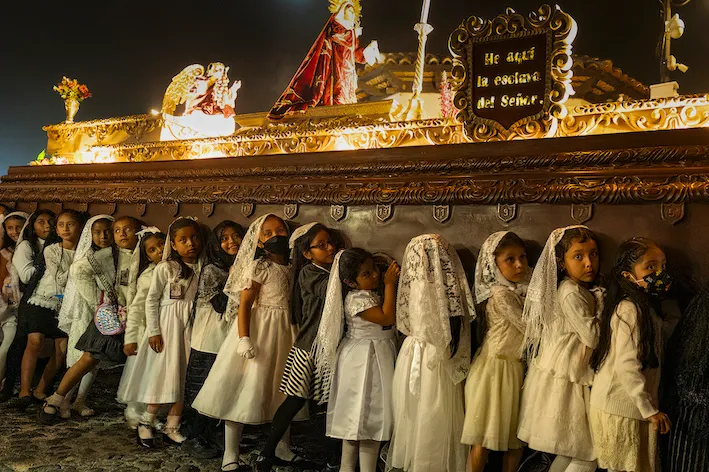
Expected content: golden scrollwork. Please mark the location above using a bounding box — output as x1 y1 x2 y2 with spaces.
449 4 577 141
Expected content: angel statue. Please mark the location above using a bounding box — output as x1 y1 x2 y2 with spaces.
268 0 381 121
161 62 242 118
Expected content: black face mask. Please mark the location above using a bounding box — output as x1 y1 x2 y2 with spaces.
263 235 290 258
642 270 672 297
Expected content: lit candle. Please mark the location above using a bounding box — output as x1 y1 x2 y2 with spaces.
420 0 431 24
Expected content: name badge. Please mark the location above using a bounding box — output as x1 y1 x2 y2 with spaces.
169 282 184 300
119 269 130 286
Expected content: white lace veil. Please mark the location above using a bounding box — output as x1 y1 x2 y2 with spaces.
58 214 114 332
310 249 345 404
0 211 29 250
522 225 587 359
14 212 35 251
289 222 318 260
475 231 530 304
128 226 161 302
397 234 474 385
223 214 284 322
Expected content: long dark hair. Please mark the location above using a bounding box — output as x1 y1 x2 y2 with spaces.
291 224 334 325
555 227 600 281
55 209 88 239
476 232 527 346
167 218 203 280
2 214 26 250
338 247 373 298
22 210 58 258
138 232 167 277
590 237 661 372
207 220 245 271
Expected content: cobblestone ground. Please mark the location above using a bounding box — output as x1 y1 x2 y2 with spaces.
0 369 327 472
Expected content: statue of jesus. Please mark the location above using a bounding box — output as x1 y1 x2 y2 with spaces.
268 0 380 121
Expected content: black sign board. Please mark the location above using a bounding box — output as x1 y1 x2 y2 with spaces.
450 5 576 139
471 33 549 130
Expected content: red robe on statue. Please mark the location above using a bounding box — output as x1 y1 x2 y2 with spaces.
268 14 366 121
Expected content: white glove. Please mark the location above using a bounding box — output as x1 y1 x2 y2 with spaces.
237 336 255 359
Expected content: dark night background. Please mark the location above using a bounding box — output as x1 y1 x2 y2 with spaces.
1 0 707 173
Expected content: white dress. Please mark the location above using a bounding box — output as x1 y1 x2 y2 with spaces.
193 260 308 425
190 265 231 355
389 329 467 472
326 290 397 441
462 287 526 451
116 265 155 404
119 261 198 404
517 278 599 461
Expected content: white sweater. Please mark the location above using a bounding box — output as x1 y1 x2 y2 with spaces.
590 299 680 420
12 238 45 285
27 243 75 311
124 264 155 345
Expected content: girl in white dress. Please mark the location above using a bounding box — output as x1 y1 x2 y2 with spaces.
462 231 530 472
15 210 84 408
193 214 305 472
117 228 165 428
518 226 603 472
121 217 204 447
589 238 677 472
0 212 28 390
311 248 400 472
387 234 474 472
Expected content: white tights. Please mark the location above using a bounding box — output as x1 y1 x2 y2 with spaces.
223 421 244 470
340 440 381 472
549 455 598 472
0 320 17 384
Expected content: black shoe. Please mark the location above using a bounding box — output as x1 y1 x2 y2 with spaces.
252 455 274 472
37 401 63 425
184 437 220 460
0 388 12 403
136 424 157 449
6 395 33 411
271 455 319 469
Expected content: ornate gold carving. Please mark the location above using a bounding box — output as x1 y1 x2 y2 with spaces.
450 5 576 140
661 203 685 225
571 203 593 224
241 203 254 218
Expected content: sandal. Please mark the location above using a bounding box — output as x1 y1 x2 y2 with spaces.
6 395 33 411
71 402 95 417
38 401 64 425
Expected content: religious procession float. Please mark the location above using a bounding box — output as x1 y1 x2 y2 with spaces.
1 0 708 278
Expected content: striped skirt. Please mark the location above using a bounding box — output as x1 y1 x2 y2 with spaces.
279 346 315 400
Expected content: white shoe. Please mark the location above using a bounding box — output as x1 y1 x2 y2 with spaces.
124 406 141 430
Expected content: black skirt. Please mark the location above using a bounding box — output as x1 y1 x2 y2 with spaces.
20 303 67 339
74 322 126 364
184 349 217 407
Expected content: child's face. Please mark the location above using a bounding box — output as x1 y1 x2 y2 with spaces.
259 216 288 244
144 235 165 264
5 217 24 243
113 218 139 250
627 244 667 289
91 220 113 249
171 226 201 263
561 238 599 287
305 230 336 266
495 245 528 283
220 226 242 256
33 214 52 240
354 258 380 290
57 214 81 244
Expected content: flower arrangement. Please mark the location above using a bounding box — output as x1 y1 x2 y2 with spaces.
53 76 91 102
31 149 68 166
439 70 456 119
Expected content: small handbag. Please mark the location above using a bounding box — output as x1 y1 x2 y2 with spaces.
94 292 127 336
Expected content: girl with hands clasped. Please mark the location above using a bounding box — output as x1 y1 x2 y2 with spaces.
193 214 304 472
312 248 400 472
121 218 204 448
589 238 678 472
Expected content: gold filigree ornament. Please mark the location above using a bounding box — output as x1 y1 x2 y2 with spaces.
329 0 361 18
449 5 577 141
161 64 205 115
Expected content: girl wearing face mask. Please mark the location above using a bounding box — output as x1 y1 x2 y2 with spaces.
518 226 603 472
589 237 678 472
193 214 305 472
